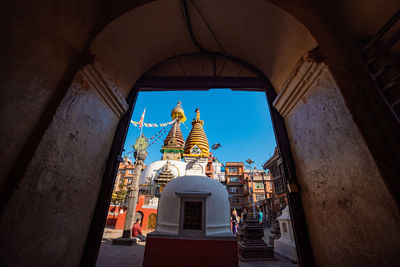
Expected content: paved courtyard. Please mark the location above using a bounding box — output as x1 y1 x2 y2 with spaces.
96 227 298 267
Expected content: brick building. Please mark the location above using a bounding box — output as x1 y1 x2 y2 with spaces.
225 162 247 214
113 157 147 196
244 170 273 216
263 147 288 217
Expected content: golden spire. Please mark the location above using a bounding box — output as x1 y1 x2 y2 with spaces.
171 101 186 123
184 108 209 157
161 102 186 160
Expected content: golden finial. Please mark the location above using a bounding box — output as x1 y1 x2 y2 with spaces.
171 101 186 122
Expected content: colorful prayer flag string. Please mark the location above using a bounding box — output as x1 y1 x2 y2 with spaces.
130 119 177 128
146 124 171 148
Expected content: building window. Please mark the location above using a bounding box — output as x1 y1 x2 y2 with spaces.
229 176 239 182
228 167 238 173
183 201 202 230
230 197 240 204
128 170 134 174
274 178 285 194
228 186 241 194
282 222 287 233
254 182 264 189
256 194 265 201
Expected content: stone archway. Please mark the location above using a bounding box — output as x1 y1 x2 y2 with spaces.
1 1 400 267
81 3 320 263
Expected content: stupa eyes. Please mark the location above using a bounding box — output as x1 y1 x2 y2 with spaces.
191 145 201 155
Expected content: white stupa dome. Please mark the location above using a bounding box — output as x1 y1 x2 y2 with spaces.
156 175 231 236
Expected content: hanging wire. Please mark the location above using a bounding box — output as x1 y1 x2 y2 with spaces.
188 0 226 54
123 124 172 156
180 0 207 52
180 0 226 55
147 125 171 148
182 121 191 132
145 126 168 142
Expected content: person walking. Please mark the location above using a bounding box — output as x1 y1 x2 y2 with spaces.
132 219 146 241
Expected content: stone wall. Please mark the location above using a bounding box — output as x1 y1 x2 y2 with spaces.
0 70 123 266
274 59 400 266
1 1 399 266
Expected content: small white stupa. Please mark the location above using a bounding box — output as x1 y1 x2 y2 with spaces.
274 206 298 261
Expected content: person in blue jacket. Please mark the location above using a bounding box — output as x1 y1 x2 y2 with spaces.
257 208 263 225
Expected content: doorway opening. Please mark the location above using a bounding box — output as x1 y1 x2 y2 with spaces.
89 53 313 267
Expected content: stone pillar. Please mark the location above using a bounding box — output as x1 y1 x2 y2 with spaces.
238 217 276 261
113 150 147 245
123 150 147 236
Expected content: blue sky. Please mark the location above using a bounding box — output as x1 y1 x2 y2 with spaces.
123 89 276 170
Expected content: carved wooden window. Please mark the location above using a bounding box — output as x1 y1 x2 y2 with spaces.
274 178 285 194
178 195 208 237
183 201 202 230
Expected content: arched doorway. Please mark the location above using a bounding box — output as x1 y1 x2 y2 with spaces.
2 1 400 266
80 2 400 266
134 211 144 226
84 51 315 265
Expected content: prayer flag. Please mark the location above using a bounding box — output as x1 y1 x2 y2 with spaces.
138 108 146 129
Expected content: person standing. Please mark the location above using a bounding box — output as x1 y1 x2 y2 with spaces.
257 208 263 225
231 211 238 234
132 219 146 241
238 216 245 229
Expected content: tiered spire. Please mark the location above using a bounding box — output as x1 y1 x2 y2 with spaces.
161 102 186 160
184 108 209 157
154 161 175 191
163 122 184 147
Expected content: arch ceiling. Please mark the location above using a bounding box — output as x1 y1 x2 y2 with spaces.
91 0 317 97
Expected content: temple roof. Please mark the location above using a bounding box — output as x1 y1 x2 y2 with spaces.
163 102 185 148
184 109 209 157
